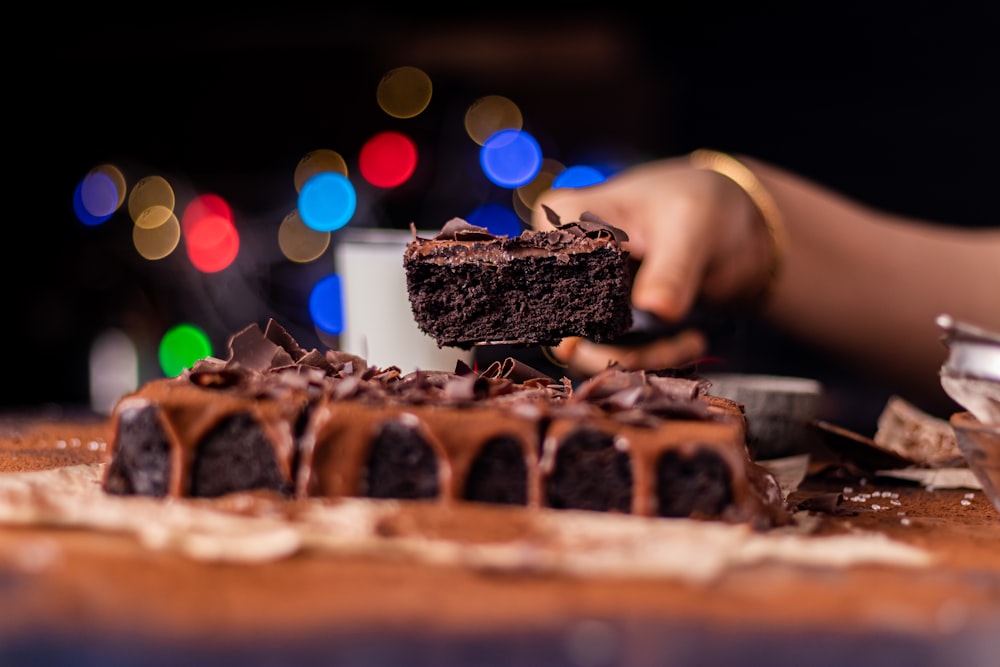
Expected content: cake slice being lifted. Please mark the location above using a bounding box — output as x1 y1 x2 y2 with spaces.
403 209 633 349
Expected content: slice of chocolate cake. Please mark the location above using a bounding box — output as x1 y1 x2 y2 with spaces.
402 211 633 349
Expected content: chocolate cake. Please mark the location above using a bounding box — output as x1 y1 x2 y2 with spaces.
103 320 792 529
402 211 633 349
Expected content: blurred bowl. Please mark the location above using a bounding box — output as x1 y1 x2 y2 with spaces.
950 411 1000 515
704 374 823 460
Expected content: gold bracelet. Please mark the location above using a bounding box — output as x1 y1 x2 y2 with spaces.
689 148 785 304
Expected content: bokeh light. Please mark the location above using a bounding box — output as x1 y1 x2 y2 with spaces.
132 204 173 230
278 209 331 263
294 149 349 193
376 66 433 119
181 193 239 272
182 193 233 236
514 158 566 209
128 175 175 229
309 273 345 335
159 323 212 377
512 188 534 225
298 172 357 232
89 328 138 415
73 179 114 227
79 164 126 219
185 214 239 272
480 129 542 188
466 203 523 237
358 130 418 188
552 164 608 189
464 95 523 146
133 212 181 260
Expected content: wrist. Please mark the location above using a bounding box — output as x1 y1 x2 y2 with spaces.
688 149 785 307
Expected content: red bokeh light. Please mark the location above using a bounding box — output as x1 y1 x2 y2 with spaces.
185 215 239 273
358 131 418 188
182 193 233 236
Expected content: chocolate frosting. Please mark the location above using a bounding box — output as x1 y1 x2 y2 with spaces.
416 209 630 246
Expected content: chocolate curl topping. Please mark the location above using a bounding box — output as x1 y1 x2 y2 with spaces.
478 360 504 379
453 358 476 376
435 218 497 241
573 366 647 401
539 205 629 243
264 318 307 361
228 323 285 372
568 365 713 419
498 358 556 385
542 204 563 228
574 216 630 243
646 375 706 401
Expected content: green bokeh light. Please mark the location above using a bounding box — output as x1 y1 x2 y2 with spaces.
158 323 213 377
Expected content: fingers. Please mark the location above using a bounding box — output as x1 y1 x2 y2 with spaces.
629 221 705 323
626 185 722 323
548 329 709 378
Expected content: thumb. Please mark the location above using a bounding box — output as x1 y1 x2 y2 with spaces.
629 231 705 323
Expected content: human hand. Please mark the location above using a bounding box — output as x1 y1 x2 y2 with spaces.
530 154 777 376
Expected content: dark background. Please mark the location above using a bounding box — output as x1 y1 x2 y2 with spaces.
7 4 998 432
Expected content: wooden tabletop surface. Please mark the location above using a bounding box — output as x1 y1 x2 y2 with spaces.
1 412 998 667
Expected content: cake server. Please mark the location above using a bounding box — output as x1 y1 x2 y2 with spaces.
472 307 734 348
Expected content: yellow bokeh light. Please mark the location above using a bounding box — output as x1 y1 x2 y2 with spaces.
133 203 174 230
465 95 523 146
88 163 128 212
278 209 331 263
376 66 433 119
518 158 564 207
294 149 349 193
512 188 534 225
517 159 564 227
128 175 175 227
133 212 181 260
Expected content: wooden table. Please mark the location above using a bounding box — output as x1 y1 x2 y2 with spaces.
1 412 998 667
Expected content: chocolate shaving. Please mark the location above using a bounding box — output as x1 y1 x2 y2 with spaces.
646 375 705 401
434 218 497 241
228 323 282 372
264 319 307 361
539 205 629 243
602 386 645 412
478 360 504 380
498 358 556 385
573 367 646 402
296 349 330 371
325 350 368 375
454 359 476 376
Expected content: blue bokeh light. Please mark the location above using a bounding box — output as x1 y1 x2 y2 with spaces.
466 203 523 237
80 171 120 218
309 273 345 335
479 129 542 188
72 179 113 226
298 172 357 232
552 165 607 189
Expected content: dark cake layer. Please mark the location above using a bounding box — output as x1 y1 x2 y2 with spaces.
103 320 792 529
403 215 634 348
